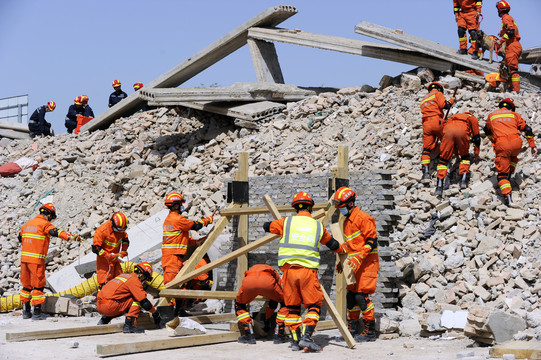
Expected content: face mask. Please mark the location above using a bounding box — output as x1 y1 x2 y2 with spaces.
339 207 349 216
180 205 185 212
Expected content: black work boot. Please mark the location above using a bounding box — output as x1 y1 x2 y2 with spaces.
348 319 360 336
503 194 512 206
31 304 45 321
421 166 430 180
123 316 145 333
22 302 32 319
290 328 301 351
457 49 468 55
175 300 191 317
273 323 289 344
460 173 469 189
435 178 444 196
354 320 377 342
97 315 113 325
237 323 256 344
299 325 321 352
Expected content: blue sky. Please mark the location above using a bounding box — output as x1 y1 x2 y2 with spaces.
1 0 539 134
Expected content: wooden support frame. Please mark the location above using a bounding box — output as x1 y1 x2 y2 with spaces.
160 289 266 301
235 152 249 289
220 202 328 216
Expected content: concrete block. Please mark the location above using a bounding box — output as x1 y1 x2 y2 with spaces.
441 310 468 329
487 311 526 344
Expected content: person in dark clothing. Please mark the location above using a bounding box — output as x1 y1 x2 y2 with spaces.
109 80 128 108
28 102 55 138
81 95 95 117
65 97 84 134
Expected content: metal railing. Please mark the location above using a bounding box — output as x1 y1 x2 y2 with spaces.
0 94 29 123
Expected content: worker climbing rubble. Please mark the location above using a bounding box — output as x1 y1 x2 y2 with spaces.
453 0 483 59
435 111 481 196
333 187 379 342
162 192 215 317
420 82 455 180
495 0 522 92
484 98 537 206
263 191 343 352
19 203 80 320
235 264 289 345
92 212 130 290
96 262 162 333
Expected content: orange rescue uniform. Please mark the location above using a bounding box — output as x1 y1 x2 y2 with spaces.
499 13 522 91
97 273 156 319
420 90 454 168
484 108 535 195
341 207 379 323
93 221 129 287
437 112 480 180
235 264 288 327
454 0 482 54
19 215 69 305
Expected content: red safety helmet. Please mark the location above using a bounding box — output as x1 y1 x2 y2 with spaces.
291 191 315 208
332 187 357 208
74 96 82 105
112 79 121 88
47 101 56 111
164 192 184 207
498 98 515 111
133 82 143 90
111 212 128 232
81 95 89 103
496 1 510 13
427 82 443 93
135 262 153 280
39 203 57 219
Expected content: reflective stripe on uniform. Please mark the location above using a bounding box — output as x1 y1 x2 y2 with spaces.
420 94 436 107
21 252 46 260
131 301 141 308
162 243 187 250
278 216 322 268
237 312 251 322
21 233 46 240
103 239 119 247
500 183 511 191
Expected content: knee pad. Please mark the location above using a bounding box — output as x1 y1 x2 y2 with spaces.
346 291 356 309
305 304 321 315
469 30 479 42
35 287 45 292
461 154 471 161
457 27 467 38
234 301 248 313
355 293 368 311
268 299 278 310
287 305 301 316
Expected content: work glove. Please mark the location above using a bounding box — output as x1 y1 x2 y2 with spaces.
531 147 538 158
202 216 213 226
68 234 81 241
347 254 364 272
152 311 164 329
335 262 343 274
449 97 456 105
120 251 128 258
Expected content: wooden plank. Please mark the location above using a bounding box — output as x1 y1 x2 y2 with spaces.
263 194 282 220
315 320 336 331
160 289 266 301
6 324 124 342
322 287 355 349
82 5 298 132
190 313 236 324
220 202 328 216
248 27 453 72
330 223 356 286
489 340 541 360
236 152 249 289
96 331 239 357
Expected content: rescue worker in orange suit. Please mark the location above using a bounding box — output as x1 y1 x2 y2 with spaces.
420 82 455 180
162 192 215 316
235 264 289 345
333 187 379 342
96 262 163 333
263 192 343 352
453 0 483 59
19 203 80 320
92 212 130 290
435 112 481 195
484 98 537 205
495 1 522 92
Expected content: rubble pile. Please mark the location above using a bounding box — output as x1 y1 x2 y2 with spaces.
1 69 541 341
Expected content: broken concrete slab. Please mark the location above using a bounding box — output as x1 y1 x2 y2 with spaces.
487 312 527 344
440 310 468 330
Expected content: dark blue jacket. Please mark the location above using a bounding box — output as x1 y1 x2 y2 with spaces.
65 104 85 133
83 105 94 117
109 90 128 107
28 105 51 136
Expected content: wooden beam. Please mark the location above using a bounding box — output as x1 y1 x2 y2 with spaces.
6 324 124 342
330 223 356 286
489 340 541 359
190 313 236 324
220 202 328 216
263 194 282 219
322 287 355 349
160 289 266 301
235 153 249 289
96 331 239 357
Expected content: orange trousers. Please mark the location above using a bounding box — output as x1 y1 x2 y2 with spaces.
96 256 122 287
457 11 480 52
97 298 141 319
20 262 46 306
437 122 471 179
494 136 522 195
421 117 442 167
281 265 322 331
505 41 522 91
162 254 185 306
346 254 378 322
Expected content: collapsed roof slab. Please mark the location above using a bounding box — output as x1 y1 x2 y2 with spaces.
355 21 541 91
248 27 453 72
138 82 316 103
520 46 541 65
81 5 298 133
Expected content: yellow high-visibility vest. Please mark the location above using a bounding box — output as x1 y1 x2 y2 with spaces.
278 216 323 269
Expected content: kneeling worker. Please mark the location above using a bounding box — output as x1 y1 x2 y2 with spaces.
96 262 162 333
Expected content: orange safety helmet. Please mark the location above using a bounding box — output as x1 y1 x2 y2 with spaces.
291 191 315 208
135 262 153 280
110 212 128 232
498 98 515 111
427 82 443 93
112 79 122 88
332 187 357 208
47 101 56 111
39 203 57 219
164 192 184 207
81 95 89 103
496 1 510 12
74 96 82 105
133 82 143 90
